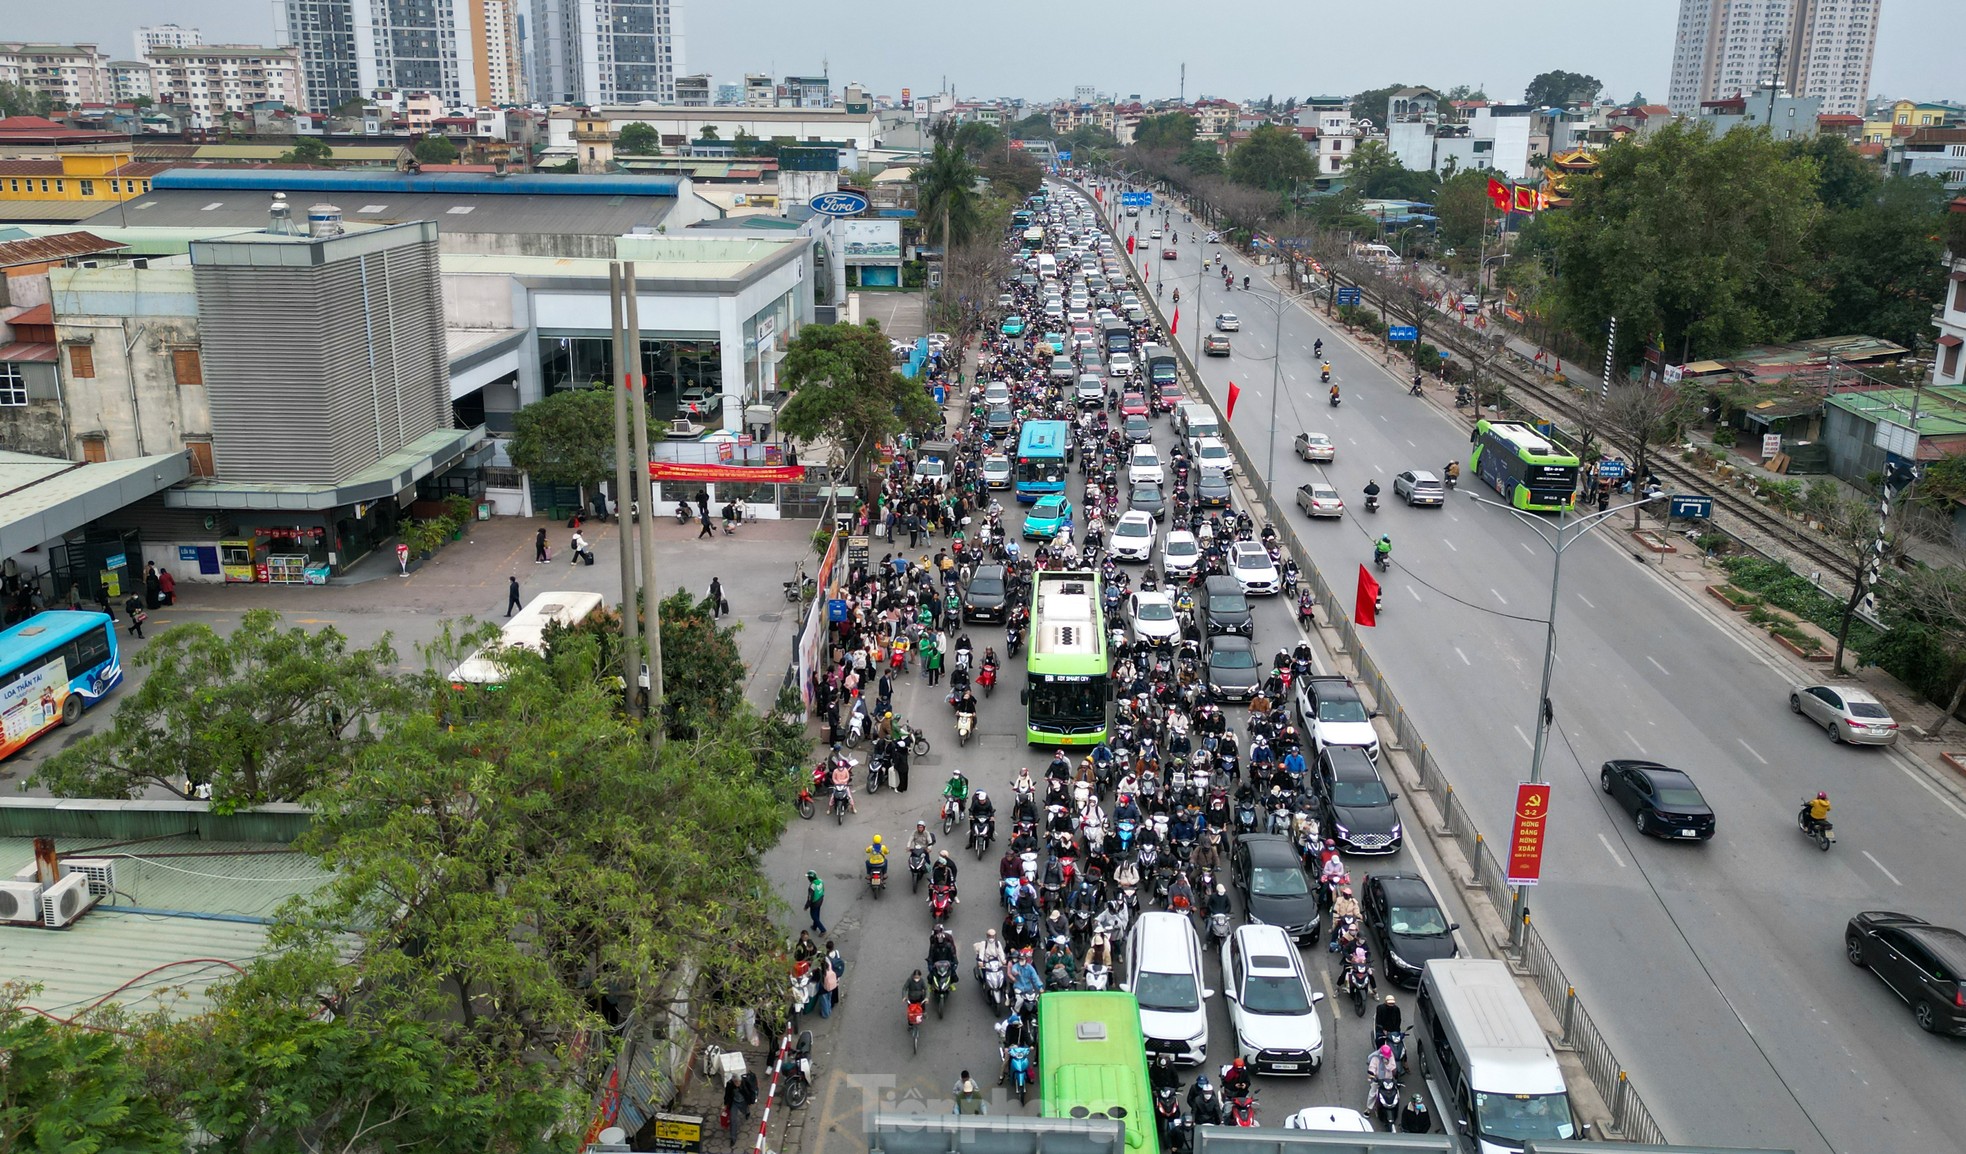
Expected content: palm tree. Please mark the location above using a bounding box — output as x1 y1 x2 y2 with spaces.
912 122 982 251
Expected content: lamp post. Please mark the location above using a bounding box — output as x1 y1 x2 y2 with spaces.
1239 281 1324 489
1464 488 1664 946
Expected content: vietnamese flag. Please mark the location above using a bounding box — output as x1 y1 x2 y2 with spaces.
1126 235 1135 254
1356 566 1381 627
1513 184 1539 213
1487 178 1512 213
1171 307 1180 335
1226 381 1241 420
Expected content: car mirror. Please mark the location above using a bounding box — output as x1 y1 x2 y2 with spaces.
1309 991 1326 1004
1448 923 1460 933
1118 981 1131 993
1388 792 1399 801
1019 688 1030 705
1368 710 1381 719
1580 1123 1593 1140
1457 1118 1472 1136
1202 988 1216 1000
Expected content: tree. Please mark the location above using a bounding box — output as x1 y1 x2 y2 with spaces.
1443 84 1488 102
914 125 984 248
130 94 154 111
777 322 938 487
281 136 333 165
0 82 55 118
1132 112 1198 153
1345 139 1437 200
412 134 458 164
1587 381 1694 529
950 120 1005 159
1801 484 1913 675
979 148 1043 202
508 385 643 503
1811 172 1948 351
1524 70 1602 107
1878 564 1966 734
618 121 660 155
1789 133 1882 212
1005 113 1054 140
1434 169 1493 257
1177 141 1225 177
1 988 186 1152
1349 85 1408 131
1229 124 1314 193
697 125 720 140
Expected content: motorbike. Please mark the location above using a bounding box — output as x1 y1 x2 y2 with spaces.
1328 391 1340 408
898 720 932 757
1370 1073 1401 1130
1206 909 1232 949
866 754 888 794
846 705 869 747
1444 469 1459 491
867 860 887 899
979 660 998 697
929 882 957 923
1364 493 1380 514
790 961 816 1021
1374 550 1390 573
674 501 693 525
909 846 930 893
1084 960 1111 991
1155 1087 1193 1154
957 710 976 746
794 774 817 821
907 997 926 1053
1798 801 1836 851
1296 588 1316 627
929 959 957 1018
980 956 1010 1013
1374 1028 1408 1076
1007 1043 1035 1105
970 813 996 859
783 569 814 603
831 782 853 825
1226 1091 1260 1127
780 1030 814 1108
1345 960 1374 1016
942 794 966 835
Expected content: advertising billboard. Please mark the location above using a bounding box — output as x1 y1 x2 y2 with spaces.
842 219 902 260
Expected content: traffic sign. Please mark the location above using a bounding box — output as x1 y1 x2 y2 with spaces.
1438 349 1451 359
1335 286 1361 306
1507 782 1551 886
1387 325 1417 342
1057 150 1072 162
1120 191 1154 207
809 191 869 217
1669 494 1714 520
1596 460 1627 479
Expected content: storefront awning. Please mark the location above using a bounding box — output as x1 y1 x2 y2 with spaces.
0 449 192 559
163 426 487 512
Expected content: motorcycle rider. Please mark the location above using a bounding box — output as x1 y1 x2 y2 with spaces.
908 819 937 855
975 927 1008 970
830 750 856 813
1806 791 1832 829
1010 952 1044 1006
1205 882 1233 924
1374 995 1403 1049
905 967 929 1014
1043 938 1078 988
953 683 979 726
927 924 960 973
1366 1044 1400 1110
942 769 970 819
997 1009 1034 1084
1187 1072 1222 1126
1220 1057 1252 1103
931 849 961 892
1443 459 1461 486
1313 339 1323 359
865 835 890 881
1363 478 1382 508
1374 535 1393 566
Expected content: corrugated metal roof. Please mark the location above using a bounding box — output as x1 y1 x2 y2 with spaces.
154 168 683 198
0 341 56 362
93 186 678 237
0 449 192 558
1823 386 1966 437
0 200 112 223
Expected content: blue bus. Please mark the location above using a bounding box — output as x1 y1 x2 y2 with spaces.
0 611 123 761
1014 419 1072 503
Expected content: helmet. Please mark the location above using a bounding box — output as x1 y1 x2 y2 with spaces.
916 819 928 829
975 790 989 802
1216 883 1228 895
986 928 998 939
1007 1011 1023 1025
872 835 884 846
1341 886 1353 897
1378 1044 1393 1060
1386 995 1398 1005
1380 535 1391 544
1817 791 1829 800
1231 1057 1246 1070
806 870 818 881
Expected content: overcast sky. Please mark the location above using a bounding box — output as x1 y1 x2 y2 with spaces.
14 0 1957 106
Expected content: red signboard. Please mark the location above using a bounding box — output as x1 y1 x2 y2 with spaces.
1507 782 1551 886
649 462 805 483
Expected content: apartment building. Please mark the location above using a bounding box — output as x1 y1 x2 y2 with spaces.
134 25 203 58
0 44 112 109
148 46 307 131
532 0 682 106
1666 0 1878 118
471 0 527 105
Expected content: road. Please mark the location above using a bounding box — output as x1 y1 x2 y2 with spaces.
1103 181 1966 1153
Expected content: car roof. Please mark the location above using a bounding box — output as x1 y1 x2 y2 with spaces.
1133 590 1173 607
1309 482 1340 494
1210 634 1252 651
1811 683 1883 705
1166 530 1197 544
1407 470 1441 483
1117 510 1154 527
1232 923 1299 965
1325 748 1380 777
1608 759 1696 786
1231 541 1266 556
1307 676 1359 701
1238 833 1302 866
1858 912 1966 969
1301 431 1331 441
973 564 1006 578
1372 874 1437 905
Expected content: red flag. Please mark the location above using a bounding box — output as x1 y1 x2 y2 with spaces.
1225 381 1241 420
1513 184 1539 213
1126 235 1135 254
1171 307 1180 335
1356 566 1381 627
1487 178 1512 213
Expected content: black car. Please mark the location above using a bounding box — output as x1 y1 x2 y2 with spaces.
1130 483 1168 523
1201 576 1253 638
1600 759 1716 841
1193 467 1233 509
1205 635 1262 702
963 564 1011 623
1317 746 1402 854
1844 911 1966 1035
986 403 1015 436
1362 873 1459 987
1231 834 1321 943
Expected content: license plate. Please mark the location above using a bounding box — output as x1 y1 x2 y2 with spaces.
1270 1062 1299 1071
1680 829 1697 838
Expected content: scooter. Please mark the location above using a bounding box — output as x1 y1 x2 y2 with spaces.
907 997 926 1053
1364 493 1380 514
1007 1043 1035 1105
1345 960 1374 1016
1797 801 1835 851
1328 391 1340 408
929 959 957 1018
980 956 1010 1013
780 1030 814 1108
1370 1073 1401 1130
909 846 930 893
1374 550 1390 573
674 501 693 525
867 861 887 899
929 882 957 922
957 711 976 746
979 660 998 697
1226 1091 1260 1127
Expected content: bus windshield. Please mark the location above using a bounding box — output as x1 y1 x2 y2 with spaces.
1476 1091 1577 1144
1015 420 1071 502
1029 677 1105 725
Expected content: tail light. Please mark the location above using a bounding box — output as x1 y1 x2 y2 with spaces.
1954 986 1964 1009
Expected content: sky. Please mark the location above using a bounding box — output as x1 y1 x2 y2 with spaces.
12 0 1958 107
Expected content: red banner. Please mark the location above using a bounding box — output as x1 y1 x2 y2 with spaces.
1507 782 1552 885
649 462 805 483
1171 307 1180 335
1356 565 1380 627
1225 381 1240 420
1513 184 1540 214
1126 235 1135 254
1487 178 1512 213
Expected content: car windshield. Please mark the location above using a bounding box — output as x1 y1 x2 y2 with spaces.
1207 594 1245 613
969 577 1004 596
1655 787 1707 807
1135 601 1175 621
1313 488 1339 501
1849 701 1891 719
1387 904 1449 935
1133 487 1160 502
1117 520 1151 538
1332 778 1391 807
1251 865 1310 896
1475 1092 1576 1144
1317 698 1369 724
1211 648 1257 669
1241 973 1312 1015
1135 970 1200 1012
1166 540 1197 557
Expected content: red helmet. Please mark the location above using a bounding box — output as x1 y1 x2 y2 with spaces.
1817 791 1829 801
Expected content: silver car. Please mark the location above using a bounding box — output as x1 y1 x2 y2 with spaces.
1393 469 1447 507
1790 685 1899 746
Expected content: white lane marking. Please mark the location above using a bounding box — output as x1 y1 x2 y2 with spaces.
1521 542 1536 555
1646 655 1670 676
1623 730 1647 754
1577 593 1596 609
1491 589 1508 605
1406 584 1421 600
1379 413 1389 422
1513 725 1533 749
1736 739 1768 765
1597 834 1627 868
1405 439 1417 447
1863 851 1903 886
1288 373 1297 382
1443 539 1457 552
1455 647 1471 665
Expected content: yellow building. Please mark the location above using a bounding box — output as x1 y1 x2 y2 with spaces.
0 149 163 222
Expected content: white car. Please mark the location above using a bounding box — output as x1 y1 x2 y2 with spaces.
1294 431 1336 463
1222 924 1326 1074
1128 444 1165 487
1109 353 1137 378
1214 313 1240 332
1161 530 1201 581
1128 590 1182 647
1229 541 1281 596
982 454 1012 490
1193 437 1233 476
1284 1108 1371 1132
1111 510 1157 562
1148 228 1163 240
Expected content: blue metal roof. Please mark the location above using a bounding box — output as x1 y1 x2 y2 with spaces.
152 170 684 198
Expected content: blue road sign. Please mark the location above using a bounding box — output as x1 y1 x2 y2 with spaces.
809 191 870 217
1387 325 1418 342
1439 349 1451 359
1336 286 1361 306
1669 494 1714 520
827 598 849 622
1596 460 1628 479
1057 150 1073 162
1120 191 1155 207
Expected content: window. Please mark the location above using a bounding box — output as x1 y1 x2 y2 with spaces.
171 348 203 386
67 344 94 378
79 179 95 196
80 437 107 463
0 362 25 406
186 439 214 476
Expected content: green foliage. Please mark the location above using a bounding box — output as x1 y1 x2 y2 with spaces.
1524 70 1603 107
1759 477 1804 512
778 322 939 487
281 136 334 165
697 125 720 140
1229 124 1314 193
1914 454 1966 514
508 386 633 492
1443 84 1488 102
1346 139 1437 200
0 987 185 1152
1005 114 1055 140
1711 426 1737 446
0 83 57 117
618 122 661 155
1433 169 1494 257
1177 141 1225 177
412 134 459 164
1810 172 1949 351
28 610 404 808
1133 113 1198 153
914 126 984 247
1722 557 1881 652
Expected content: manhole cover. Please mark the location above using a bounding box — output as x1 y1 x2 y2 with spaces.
758 612 783 623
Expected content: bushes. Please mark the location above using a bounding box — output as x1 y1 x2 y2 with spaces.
1711 426 1737 447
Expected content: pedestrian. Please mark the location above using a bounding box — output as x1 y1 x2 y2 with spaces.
570 529 588 564
535 527 549 563
708 576 726 619
723 1077 743 1149
157 567 176 606
122 593 146 638
793 930 819 964
506 575 522 617
144 562 163 608
735 1070 758 1134
815 946 839 1018
698 507 716 539
803 870 826 933
894 733 911 793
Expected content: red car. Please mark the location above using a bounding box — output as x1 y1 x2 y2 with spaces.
1120 390 1150 417
1161 247 1178 260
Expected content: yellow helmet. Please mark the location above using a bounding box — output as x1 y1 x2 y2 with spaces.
872 834 884 846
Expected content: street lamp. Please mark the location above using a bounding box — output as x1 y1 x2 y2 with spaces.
1463 488 1664 947
1238 281 1327 487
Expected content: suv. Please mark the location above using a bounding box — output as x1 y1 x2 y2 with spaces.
962 564 1011 623
1076 373 1106 408
1316 746 1402 854
1201 575 1253 638
1222 923 1326 1074
1844 911 1966 1035
1295 675 1380 761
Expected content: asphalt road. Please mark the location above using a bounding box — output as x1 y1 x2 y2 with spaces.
1102 182 1966 1153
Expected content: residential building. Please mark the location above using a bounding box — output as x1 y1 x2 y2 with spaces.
1698 87 1823 140
571 104 883 155
1191 98 1239 138
134 24 202 58
743 74 774 108
1666 0 1878 118
354 2 475 108
1074 85 1096 104
279 0 540 111
1385 86 1440 124
676 73 711 107
530 0 680 106
1387 105 1536 181
1311 106 1356 177
106 61 153 105
1933 198 1966 387
1607 104 1675 138
0 43 112 109
148 46 307 131
1895 127 1966 190
276 0 360 112
781 75 830 109
471 0 527 105
714 82 741 105
0 148 166 224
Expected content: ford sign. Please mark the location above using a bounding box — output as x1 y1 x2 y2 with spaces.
810 191 870 217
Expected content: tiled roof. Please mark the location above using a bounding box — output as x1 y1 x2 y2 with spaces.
0 230 121 267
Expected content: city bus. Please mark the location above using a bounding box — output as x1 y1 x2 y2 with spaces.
1024 571 1109 746
1039 991 1159 1154
1014 419 1072 503
0 611 122 761
447 591 606 690
1470 419 1580 513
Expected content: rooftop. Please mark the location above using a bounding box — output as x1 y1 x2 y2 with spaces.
442 233 807 281
1823 386 1966 441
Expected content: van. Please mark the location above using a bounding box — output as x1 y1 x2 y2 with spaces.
1141 343 1178 389
1355 242 1402 267
1123 912 1212 1064
1177 402 1220 447
1415 959 1581 1153
1037 253 1058 279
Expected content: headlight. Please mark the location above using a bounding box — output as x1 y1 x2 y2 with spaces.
1389 822 1402 838
1335 823 1350 838
1389 948 1411 970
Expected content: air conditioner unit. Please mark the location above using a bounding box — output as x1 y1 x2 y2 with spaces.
63 857 118 897
0 879 44 924
41 872 93 928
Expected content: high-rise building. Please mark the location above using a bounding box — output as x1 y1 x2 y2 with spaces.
470 0 526 105
276 0 360 112
134 24 202 58
676 73 710 107
530 0 681 106
1666 0 1879 119
0 43 111 108
149 46 307 130
278 0 528 112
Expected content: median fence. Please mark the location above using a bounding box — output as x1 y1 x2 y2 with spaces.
1148 265 1670 1145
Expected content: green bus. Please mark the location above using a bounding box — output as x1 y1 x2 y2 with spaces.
1038 991 1159 1154
1024 570 1110 747
1471 419 1580 512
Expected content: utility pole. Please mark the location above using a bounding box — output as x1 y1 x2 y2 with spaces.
624 261 665 745
1179 63 1185 106
609 264 642 718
